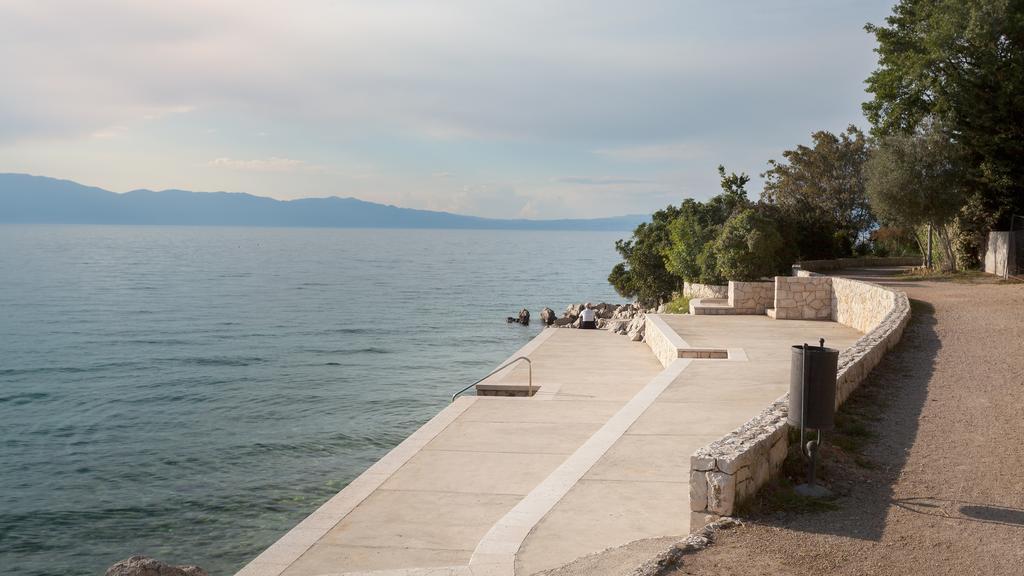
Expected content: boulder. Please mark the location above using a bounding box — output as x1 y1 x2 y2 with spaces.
106 556 207 576
625 314 646 342
553 316 574 327
518 308 530 326
602 319 629 333
540 307 557 325
596 303 617 319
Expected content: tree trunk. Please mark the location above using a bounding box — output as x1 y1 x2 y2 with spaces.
934 222 957 272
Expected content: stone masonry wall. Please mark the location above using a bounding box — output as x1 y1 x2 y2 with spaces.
726 281 775 314
644 315 683 368
772 276 833 320
796 256 922 272
681 281 729 300
689 273 911 529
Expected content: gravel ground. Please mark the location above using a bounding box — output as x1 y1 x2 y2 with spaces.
670 273 1024 576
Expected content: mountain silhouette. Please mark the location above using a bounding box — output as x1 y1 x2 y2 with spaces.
0 173 647 231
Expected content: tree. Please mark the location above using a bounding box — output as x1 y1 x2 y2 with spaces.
864 122 967 270
761 125 874 258
663 166 751 284
712 207 791 281
608 205 681 304
863 0 1024 260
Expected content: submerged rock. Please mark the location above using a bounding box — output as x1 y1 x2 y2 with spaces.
518 308 530 326
105 556 208 576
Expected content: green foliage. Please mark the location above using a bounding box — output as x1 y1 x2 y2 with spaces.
662 294 691 314
610 165 802 296
664 200 723 284
864 0 1024 258
712 207 791 281
663 166 752 284
865 121 967 270
761 126 875 259
607 205 682 305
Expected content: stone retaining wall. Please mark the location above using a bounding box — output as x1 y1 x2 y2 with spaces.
644 315 688 368
772 276 833 320
688 273 911 528
796 256 921 272
727 281 774 314
681 281 729 300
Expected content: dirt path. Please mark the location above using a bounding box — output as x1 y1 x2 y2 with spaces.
671 274 1024 576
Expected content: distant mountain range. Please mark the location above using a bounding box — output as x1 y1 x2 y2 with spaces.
0 173 648 231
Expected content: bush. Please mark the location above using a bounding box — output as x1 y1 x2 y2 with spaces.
712 208 791 281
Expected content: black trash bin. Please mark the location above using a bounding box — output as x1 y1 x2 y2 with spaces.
787 343 839 431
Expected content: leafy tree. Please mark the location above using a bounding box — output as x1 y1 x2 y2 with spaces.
864 122 967 270
761 125 874 259
863 0 1024 259
608 205 681 304
712 207 791 281
663 166 751 284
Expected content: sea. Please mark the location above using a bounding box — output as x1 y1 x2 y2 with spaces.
0 225 627 576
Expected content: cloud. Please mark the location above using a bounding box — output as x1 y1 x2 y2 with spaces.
206 157 316 172
593 142 708 163
555 176 655 186
0 0 898 217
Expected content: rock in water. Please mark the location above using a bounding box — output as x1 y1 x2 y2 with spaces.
518 308 530 326
106 556 208 576
540 307 556 325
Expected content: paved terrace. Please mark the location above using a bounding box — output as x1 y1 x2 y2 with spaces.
238 316 862 576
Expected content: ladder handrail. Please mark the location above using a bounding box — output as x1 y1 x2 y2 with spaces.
451 356 532 402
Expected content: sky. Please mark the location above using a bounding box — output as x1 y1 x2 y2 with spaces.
0 0 897 219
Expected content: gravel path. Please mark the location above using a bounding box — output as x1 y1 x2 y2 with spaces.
669 273 1024 576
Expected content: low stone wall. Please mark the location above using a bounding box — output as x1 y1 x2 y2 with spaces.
681 281 729 300
796 256 921 272
688 274 911 527
727 281 774 314
690 281 774 315
772 276 833 320
644 315 688 368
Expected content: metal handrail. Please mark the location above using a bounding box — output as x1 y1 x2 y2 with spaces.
451 356 532 402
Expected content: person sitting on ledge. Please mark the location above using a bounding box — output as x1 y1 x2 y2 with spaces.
579 303 597 329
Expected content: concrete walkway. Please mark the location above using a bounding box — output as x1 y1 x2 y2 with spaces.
238 316 862 576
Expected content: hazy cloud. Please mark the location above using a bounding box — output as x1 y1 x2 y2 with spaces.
555 177 656 186
0 0 898 218
206 157 316 172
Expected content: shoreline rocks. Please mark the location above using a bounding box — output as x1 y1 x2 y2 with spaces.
105 556 208 576
542 302 652 341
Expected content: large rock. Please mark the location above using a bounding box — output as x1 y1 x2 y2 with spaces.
540 307 556 325
106 556 208 576
518 308 530 325
625 314 646 341
595 303 618 319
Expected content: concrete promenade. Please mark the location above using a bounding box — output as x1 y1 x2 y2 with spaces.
238 315 862 576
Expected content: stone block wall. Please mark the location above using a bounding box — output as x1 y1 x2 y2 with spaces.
772 276 833 320
830 276 897 333
688 273 911 529
681 281 729 300
795 256 922 272
727 281 774 314
643 315 686 368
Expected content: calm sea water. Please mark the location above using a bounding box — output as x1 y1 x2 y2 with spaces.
0 225 627 576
